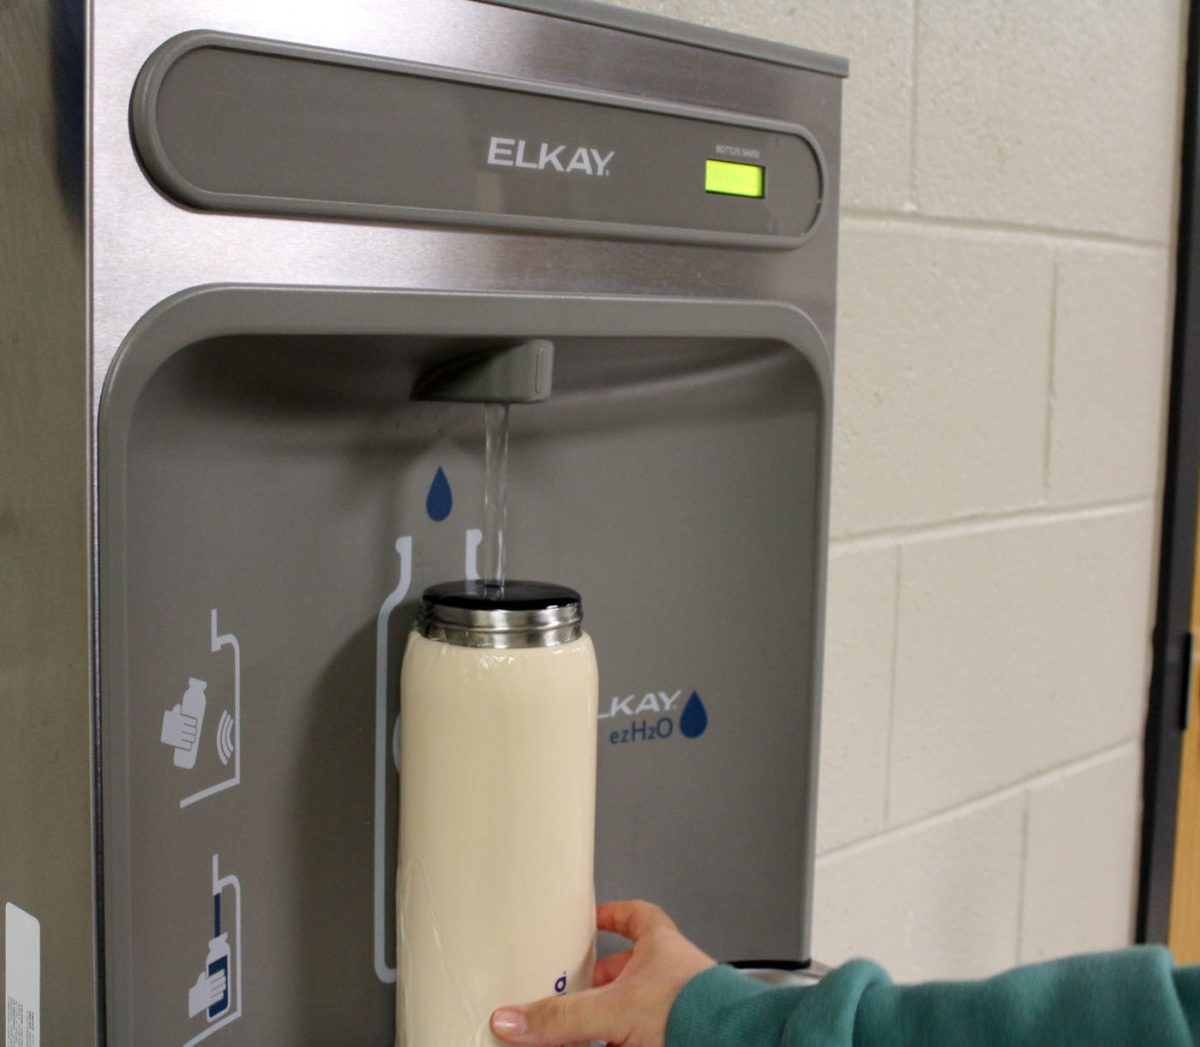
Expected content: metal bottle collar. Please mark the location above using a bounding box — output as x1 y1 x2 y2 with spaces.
415 580 583 649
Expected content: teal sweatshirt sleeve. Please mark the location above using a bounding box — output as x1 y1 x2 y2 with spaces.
666 948 1200 1047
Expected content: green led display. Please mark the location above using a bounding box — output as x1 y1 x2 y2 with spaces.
705 159 766 198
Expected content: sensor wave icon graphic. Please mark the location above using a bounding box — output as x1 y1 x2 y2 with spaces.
216 710 235 767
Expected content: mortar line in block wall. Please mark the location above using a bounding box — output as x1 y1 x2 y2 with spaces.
829 495 1153 555
817 739 1142 864
906 0 920 212
1042 259 1061 493
1014 793 1032 963
881 546 904 826
842 209 1169 252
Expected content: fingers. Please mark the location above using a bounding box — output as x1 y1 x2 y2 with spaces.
597 899 675 941
593 948 632 988
491 986 622 1046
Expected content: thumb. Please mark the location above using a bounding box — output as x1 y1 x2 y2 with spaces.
491 985 622 1045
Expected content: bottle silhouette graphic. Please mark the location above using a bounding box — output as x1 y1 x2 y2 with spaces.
175 678 207 770
679 691 708 739
426 467 453 522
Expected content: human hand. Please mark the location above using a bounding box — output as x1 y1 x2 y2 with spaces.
187 967 227 1019
490 900 716 1047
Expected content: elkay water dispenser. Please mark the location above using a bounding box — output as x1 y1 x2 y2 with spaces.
0 1 845 1042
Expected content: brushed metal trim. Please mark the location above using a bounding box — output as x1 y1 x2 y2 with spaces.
417 621 585 648
417 597 584 649
481 0 848 78
741 967 825 988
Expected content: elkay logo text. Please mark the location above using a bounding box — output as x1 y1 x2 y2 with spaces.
600 690 709 746
487 137 615 177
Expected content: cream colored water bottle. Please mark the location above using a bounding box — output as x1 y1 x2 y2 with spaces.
396 581 598 1047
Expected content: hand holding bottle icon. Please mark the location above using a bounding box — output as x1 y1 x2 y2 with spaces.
187 965 228 1019
161 678 207 769
186 860 239 1037
161 706 198 749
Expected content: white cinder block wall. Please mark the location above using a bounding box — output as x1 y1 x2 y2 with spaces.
609 0 1186 978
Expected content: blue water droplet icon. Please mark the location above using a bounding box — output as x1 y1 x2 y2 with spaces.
426 467 453 522
679 691 708 739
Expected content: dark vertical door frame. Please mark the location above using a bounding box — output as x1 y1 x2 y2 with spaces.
1137 0 1200 946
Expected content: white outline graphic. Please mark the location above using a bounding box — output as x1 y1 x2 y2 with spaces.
374 537 411 985
216 710 235 767
465 528 482 581
180 610 241 810
183 853 243 1047
373 527 484 984
161 678 208 769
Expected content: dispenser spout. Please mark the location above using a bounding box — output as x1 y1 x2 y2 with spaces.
412 339 554 404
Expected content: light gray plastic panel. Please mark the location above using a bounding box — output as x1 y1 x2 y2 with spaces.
99 286 830 1044
131 32 825 248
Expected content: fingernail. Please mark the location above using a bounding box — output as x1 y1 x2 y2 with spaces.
491 1008 528 1038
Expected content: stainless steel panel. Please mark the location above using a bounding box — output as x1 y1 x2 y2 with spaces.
90 0 842 403
2 0 843 1039
482 0 849 77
